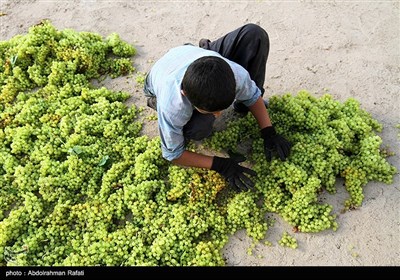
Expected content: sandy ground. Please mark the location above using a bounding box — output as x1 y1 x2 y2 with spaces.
0 0 399 266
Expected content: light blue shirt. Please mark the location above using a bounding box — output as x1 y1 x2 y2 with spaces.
144 45 261 161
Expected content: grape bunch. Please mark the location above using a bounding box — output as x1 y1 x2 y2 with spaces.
278 232 298 249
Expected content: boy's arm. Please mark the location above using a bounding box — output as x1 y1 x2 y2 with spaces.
248 96 272 129
248 96 292 161
172 150 213 169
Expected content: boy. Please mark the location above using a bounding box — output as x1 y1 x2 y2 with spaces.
143 24 291 191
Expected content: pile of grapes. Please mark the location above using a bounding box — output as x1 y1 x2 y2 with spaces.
206 91 396 232
0 21 396 266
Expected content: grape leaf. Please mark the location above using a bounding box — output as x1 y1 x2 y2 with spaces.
98 155 109 166
68 146 83 155
10 55 18 66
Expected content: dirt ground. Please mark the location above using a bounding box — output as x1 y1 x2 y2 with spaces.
1 0 399 266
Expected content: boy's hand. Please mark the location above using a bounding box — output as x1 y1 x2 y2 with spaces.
260 126 292 161
211 156 256 191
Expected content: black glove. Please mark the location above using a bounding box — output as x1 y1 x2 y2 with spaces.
260 126 292 161
211 155 257 192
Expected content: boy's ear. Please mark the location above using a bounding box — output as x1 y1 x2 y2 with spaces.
181 90 186 96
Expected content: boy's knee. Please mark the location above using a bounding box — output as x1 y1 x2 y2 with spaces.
242 23 269 43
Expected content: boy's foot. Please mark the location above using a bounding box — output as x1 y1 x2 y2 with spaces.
147 96 157 111
199 38 211 49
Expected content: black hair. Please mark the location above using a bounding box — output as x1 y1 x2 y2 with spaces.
181 56 236 112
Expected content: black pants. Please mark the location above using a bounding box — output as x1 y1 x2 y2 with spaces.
183 23 270 141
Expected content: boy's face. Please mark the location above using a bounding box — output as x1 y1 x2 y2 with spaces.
194 107 222 118
181 90 222 117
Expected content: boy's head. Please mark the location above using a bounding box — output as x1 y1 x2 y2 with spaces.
181 56 236 112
